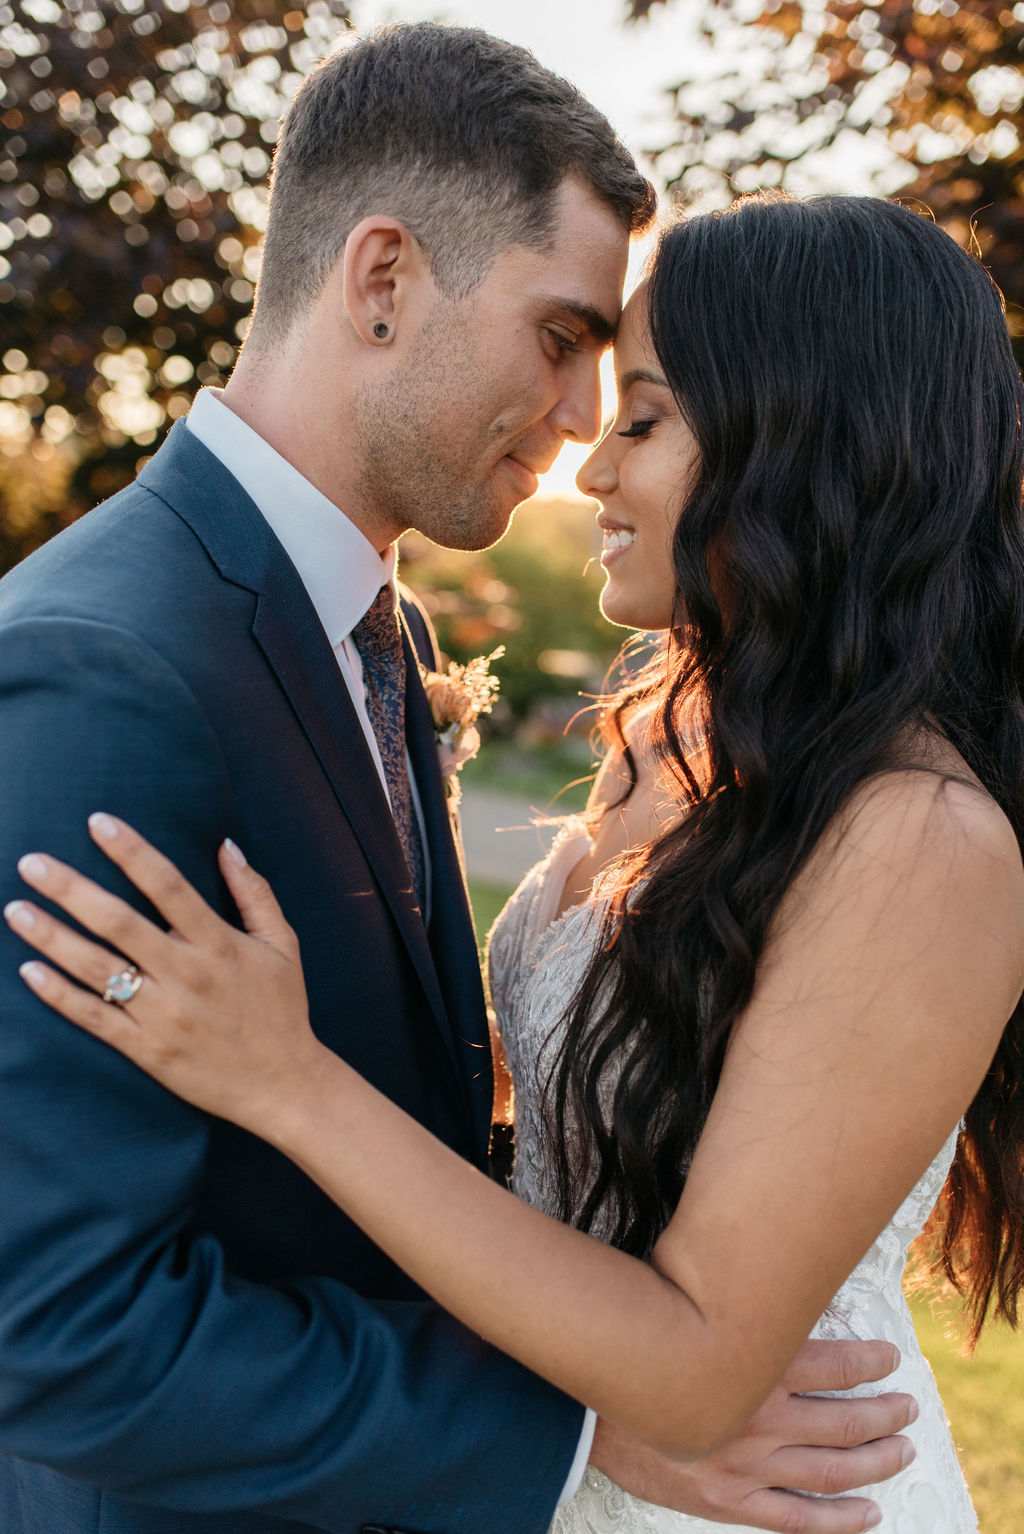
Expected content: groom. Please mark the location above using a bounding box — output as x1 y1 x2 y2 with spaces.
0 23 916 1534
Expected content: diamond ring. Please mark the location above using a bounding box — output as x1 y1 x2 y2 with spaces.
102 964 143 1006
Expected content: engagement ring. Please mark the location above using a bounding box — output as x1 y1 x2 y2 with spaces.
103 965 143 1006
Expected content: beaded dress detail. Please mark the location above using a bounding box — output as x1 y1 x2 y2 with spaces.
486 820 977 1534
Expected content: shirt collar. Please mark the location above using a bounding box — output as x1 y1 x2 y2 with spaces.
185 387 395 646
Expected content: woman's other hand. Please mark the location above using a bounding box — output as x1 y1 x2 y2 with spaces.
4 815 325 1138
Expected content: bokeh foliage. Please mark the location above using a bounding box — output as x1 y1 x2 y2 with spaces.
401 497 623 726
0 0 350 559
628 0 1024 360
2 0 1022 714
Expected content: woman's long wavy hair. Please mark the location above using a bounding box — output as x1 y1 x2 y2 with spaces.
546 192 1024 1343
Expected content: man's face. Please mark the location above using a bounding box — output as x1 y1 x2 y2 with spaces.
353 177 630 551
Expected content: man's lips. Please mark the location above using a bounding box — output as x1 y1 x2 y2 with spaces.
501 455 540 497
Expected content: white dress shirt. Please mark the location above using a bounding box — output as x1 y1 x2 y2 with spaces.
184 387 595 1504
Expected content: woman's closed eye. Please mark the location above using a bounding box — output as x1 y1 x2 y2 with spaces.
617 418 657 439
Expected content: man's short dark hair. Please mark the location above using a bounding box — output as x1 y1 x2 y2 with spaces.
251 22 657 340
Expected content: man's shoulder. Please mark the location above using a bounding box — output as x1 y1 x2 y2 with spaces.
0 419 260 626
2 420 267 608
0 480 200 623
0 486 257 707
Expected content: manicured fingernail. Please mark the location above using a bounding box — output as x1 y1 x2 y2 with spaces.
18 854 48 882
863 1510 882 1530
223 838 247 868
4 900 35 930
89 813 119 840
900 1439 917 1467
20 961 46 988
907 1398 919 1423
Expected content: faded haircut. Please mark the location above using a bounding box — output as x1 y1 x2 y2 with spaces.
250 22 657 342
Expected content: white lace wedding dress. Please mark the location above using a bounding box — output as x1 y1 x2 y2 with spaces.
487 820 978 1534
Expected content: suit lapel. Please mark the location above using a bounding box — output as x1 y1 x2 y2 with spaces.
139 425 465 1087
402 618 494 1158
251 567 461 1064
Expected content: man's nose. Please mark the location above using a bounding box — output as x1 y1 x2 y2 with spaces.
550 358 604 446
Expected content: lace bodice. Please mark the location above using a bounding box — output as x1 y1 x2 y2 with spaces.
487 820 978 1534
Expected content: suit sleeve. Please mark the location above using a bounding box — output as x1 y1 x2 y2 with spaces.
0 617 583 1533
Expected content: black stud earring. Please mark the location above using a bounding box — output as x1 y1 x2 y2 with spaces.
373 322 390 340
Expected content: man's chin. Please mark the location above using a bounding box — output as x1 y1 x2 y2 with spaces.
419 488 523 552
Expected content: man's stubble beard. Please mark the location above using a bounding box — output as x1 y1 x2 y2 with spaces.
352 306 517 552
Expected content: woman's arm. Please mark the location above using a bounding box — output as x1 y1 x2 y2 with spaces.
8 776 1024 1458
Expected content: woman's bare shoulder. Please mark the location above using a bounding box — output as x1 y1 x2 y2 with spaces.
786 758 1024 1002
837 761 1022 879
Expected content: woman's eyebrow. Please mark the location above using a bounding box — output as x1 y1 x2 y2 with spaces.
617 366 671 392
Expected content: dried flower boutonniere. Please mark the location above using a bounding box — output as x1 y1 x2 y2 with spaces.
419 647 504 803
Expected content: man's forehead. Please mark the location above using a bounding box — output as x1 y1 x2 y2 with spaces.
488 185 628 341
524 179 630 335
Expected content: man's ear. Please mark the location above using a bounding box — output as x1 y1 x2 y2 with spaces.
340 216 430 346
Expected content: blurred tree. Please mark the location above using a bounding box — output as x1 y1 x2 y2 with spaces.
0 0 349 557
626 0 1024 360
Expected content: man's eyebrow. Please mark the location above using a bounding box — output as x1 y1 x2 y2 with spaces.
617 366 671 392
545 298 619 347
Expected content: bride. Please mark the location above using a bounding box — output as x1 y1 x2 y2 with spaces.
8 192 1024 1533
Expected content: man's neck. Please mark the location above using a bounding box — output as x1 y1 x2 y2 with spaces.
220 351 399 557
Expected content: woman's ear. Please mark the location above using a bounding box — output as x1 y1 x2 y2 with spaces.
340 216 430 347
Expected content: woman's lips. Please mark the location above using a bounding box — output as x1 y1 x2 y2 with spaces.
601 526 637 565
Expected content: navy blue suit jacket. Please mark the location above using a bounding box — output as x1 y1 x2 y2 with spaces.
0 423 582 1533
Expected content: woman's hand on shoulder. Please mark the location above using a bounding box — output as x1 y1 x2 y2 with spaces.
5 817 326 1141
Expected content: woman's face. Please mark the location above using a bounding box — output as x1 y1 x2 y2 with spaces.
577 286 699 632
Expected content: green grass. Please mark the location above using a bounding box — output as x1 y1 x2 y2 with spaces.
469 881 1024 1528
908 1296 1024 1531
467 880 515 953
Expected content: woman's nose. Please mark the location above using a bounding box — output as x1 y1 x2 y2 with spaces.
576 434 618 499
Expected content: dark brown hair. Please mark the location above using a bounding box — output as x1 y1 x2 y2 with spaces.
252 22 656 341
547 193 1024 1345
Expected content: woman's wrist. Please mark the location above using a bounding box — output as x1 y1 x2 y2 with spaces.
260 1038 345 1157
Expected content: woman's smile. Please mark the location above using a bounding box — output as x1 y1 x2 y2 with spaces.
599 519 637 563
578 286 699 632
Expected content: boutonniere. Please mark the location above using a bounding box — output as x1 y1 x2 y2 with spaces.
419 647 504 802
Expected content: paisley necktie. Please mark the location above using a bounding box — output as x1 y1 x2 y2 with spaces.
352 585 427 912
